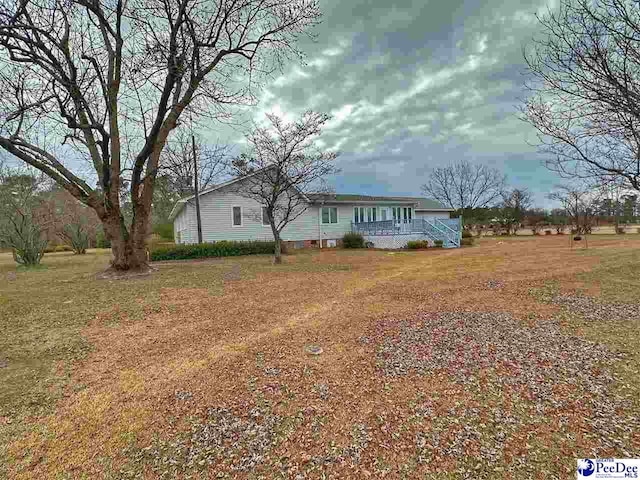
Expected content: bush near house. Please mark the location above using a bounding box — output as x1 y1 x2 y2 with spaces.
407 240 430 249
150 240 275 261
434 240 444 248
342 232 365 248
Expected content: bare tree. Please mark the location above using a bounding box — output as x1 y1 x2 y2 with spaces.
152 128 229 237
523 0 640 189
36 188 101 251
549 185 599 234
497 188 532 235
421 160 506 210
231 111 338 264
161 129 229 197
0 0 322 273
596 176 626 233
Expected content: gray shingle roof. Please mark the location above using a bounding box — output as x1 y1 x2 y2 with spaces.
306 193 451 210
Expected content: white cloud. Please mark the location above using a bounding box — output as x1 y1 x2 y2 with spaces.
332 137 348 151
326 104 354 130
407 124 431 133
477 34 488 54
254 103 297 126
442 89 462 100
382 53 492 109
322 47 343 57
307 57 329 69
307 92 329 109
272 66 310 87
452 121 486 139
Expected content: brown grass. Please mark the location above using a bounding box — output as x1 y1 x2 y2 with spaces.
1 236 640 478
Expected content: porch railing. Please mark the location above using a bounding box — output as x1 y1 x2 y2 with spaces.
352 217 461 247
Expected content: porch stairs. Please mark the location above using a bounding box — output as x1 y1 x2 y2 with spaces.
421 219 461 248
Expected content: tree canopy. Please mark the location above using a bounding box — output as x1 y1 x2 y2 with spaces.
421 160 506 210
523 0 640 189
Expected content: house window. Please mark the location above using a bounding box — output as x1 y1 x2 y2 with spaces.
232 206 242 226
355 207 380 223
403 207 412 223
321 207 338 224
262 207 270 226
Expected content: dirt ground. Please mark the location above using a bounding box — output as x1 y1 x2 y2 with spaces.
1 235 640 479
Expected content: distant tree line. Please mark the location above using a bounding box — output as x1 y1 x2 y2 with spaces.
454 189 640 237
421 159 640 236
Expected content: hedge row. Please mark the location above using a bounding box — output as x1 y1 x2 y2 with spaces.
406 239 444 249
151 240 275 261
406 240 430 249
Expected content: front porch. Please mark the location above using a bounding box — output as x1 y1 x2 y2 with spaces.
352 218 462 248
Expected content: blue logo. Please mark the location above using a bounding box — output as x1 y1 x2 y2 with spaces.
578 459 595 477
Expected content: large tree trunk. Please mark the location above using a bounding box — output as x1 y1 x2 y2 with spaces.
102 210 150 272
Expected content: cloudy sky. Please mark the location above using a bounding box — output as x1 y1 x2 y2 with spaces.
220 0 562 206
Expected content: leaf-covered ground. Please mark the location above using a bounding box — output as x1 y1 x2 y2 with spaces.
2 236 640 479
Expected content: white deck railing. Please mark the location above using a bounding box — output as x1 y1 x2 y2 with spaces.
352 218 462 247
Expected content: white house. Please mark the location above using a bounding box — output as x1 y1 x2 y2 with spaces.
169 174 460 249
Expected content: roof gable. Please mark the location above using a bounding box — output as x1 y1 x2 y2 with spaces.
169 166 311 220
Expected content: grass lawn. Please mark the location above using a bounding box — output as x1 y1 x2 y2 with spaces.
1 236 640 479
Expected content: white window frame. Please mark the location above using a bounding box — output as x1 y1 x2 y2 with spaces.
261 207 270 226
321 206 338 224
232 205 243 227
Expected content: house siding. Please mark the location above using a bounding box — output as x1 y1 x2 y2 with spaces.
177 186 326 244
414 211 451 221
173 203 195 244
317 205 355 242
